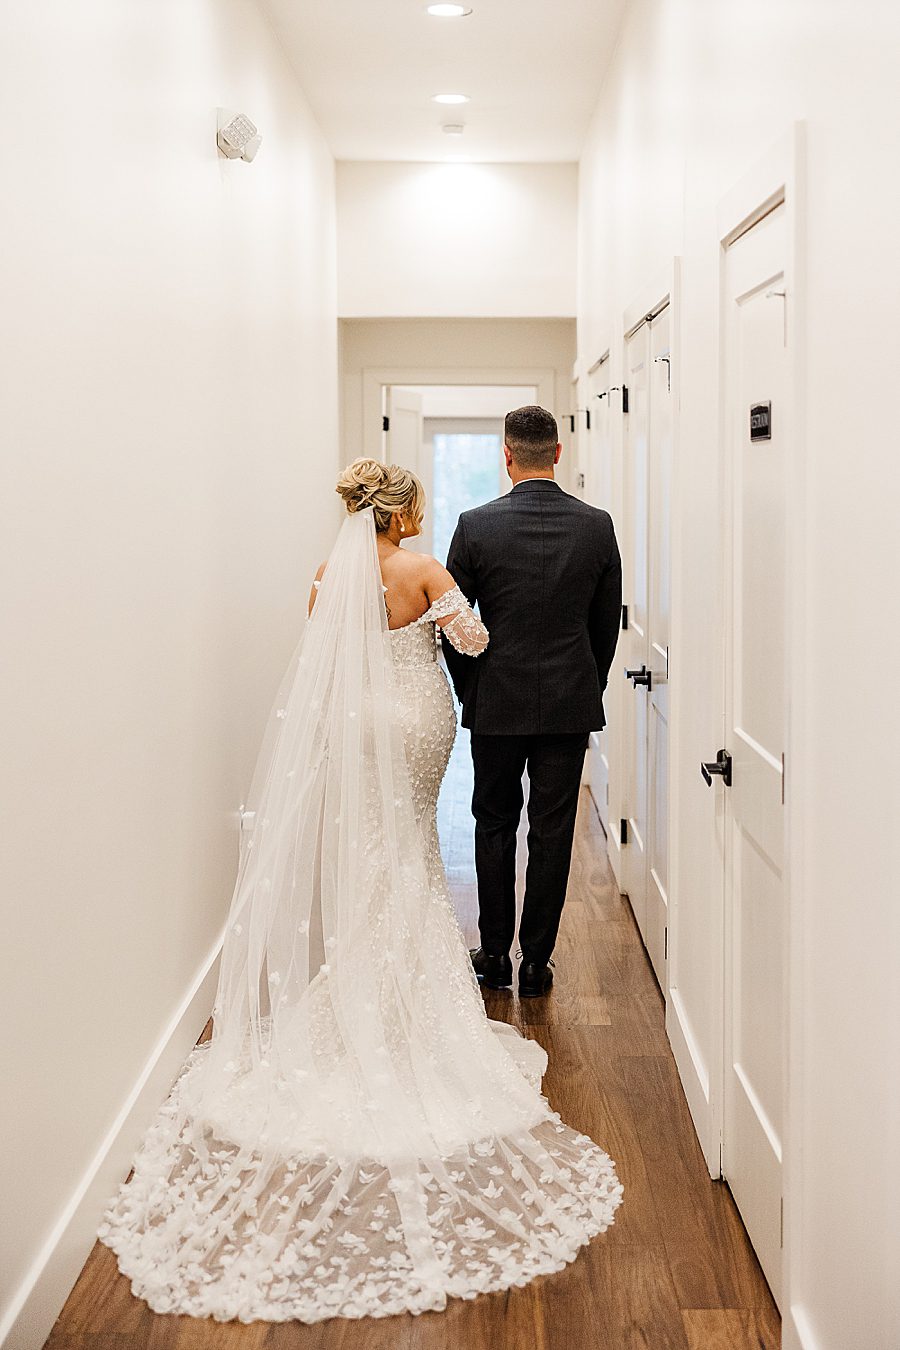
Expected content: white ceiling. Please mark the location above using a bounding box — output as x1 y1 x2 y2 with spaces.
260 0 629 163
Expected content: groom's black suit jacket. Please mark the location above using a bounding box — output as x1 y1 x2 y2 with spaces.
442 479 622 735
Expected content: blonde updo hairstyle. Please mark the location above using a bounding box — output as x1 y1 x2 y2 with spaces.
335 457 425 534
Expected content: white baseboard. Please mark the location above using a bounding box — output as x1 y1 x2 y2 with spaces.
666 985 718 1177
784 1304 819 1350
606 828 626 894
0 930 225 1350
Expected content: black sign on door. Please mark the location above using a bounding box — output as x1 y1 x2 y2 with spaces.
750 402 772 441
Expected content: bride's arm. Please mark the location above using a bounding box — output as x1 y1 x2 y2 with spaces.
422 559 489 656
307 561 327 616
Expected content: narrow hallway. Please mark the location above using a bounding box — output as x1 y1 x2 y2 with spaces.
45 743 778 1349
4 3 900 1347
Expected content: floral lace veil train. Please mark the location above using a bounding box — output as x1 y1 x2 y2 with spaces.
98 506 623 1322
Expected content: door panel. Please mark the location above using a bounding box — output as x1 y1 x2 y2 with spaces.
722 201 786 1307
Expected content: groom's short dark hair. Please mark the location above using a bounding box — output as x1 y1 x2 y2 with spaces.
504 405 560 471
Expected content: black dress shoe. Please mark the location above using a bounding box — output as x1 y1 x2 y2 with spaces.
469 947 513 990
518 959 554 999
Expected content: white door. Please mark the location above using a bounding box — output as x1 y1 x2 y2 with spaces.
620 324 650 929
618 309 671 988
645 308 672 987
716 202 787 1306
585 357 613 834
384 386 425 551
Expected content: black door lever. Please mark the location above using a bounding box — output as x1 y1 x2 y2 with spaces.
625 664 652 689
701 748 733 788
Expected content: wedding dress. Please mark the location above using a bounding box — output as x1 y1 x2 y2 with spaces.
97 507 622 1322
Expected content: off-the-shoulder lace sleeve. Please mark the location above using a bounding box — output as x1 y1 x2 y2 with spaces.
419 584 489 656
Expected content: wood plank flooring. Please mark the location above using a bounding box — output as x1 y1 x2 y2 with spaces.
45 734 780 1349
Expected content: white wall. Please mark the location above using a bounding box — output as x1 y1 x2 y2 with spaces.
0 1 337 1342
336 162 578 318
395 385 536 418
577 2 900 1347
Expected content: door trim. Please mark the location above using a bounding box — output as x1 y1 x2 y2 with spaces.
361 366 556 460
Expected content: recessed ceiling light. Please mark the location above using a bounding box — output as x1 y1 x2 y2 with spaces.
426 4 473 17
433 93 470 105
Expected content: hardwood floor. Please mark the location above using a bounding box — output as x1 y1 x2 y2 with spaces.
45 734 780 1349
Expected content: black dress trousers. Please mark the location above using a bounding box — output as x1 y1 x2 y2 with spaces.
470 730 589 966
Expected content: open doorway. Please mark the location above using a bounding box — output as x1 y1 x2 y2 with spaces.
383 384 538 557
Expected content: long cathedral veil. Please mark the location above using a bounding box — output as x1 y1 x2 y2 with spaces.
98 506 622 1322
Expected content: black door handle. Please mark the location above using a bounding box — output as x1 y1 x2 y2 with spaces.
625 664 652 689
701 749 733 788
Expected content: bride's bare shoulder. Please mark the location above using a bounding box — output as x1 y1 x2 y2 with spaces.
407 552 457 602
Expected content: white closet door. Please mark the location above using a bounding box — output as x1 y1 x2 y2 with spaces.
585 358 613 834
620 324 650 932
646 307 672 987
719 201 787 1307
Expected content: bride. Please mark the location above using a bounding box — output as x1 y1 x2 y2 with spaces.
98 458 623 1323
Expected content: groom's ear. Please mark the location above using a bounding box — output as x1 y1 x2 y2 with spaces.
554 442 563 464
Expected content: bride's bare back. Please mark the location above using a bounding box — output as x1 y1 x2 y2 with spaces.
377 544 455 630
310 540 461 632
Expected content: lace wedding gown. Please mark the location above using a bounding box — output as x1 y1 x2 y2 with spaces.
97 510 622 1322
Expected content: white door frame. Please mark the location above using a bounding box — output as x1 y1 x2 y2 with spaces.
712 125 806 1341
361 366 557 461
569 374 584 497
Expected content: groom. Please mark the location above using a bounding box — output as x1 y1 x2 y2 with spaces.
442 405 622 998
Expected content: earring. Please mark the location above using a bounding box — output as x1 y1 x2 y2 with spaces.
400 522 405 533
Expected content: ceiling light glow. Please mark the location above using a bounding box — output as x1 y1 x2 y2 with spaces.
433 93 470 105
426 4 473 17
